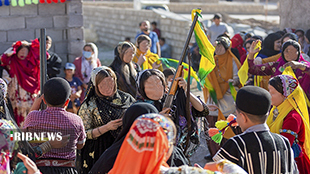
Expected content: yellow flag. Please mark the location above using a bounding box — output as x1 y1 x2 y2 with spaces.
238 41 261 86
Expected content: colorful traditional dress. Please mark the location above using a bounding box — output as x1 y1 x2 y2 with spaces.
205 49 241 117
1 39 42 127
248 54 310 101
267 75 310 174
76 67 135 174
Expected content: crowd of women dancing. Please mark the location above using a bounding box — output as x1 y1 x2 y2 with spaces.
1 23 310 174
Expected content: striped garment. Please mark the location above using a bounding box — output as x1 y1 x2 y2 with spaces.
213 124 297 174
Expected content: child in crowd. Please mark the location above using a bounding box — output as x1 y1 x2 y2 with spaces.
163 68 176 89
23 77 86 174
63 63 84 114
213 86 297 174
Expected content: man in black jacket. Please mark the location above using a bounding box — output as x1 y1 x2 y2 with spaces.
46 36 62 79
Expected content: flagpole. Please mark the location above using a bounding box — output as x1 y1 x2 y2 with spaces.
40 28 47 110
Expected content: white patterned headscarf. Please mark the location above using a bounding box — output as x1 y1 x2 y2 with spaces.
0 78 8 97
91 66 112 87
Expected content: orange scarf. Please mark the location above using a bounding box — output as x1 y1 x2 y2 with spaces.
207 50 241 100
133 48 163 71
109 118 169 174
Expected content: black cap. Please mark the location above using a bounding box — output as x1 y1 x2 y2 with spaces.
43 77 71 106
236 86 271 115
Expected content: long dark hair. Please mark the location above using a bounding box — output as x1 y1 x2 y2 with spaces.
110 42 137 97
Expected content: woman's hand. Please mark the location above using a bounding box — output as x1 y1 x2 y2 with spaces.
254 57 262 65
49 134 70 149
137 54 146 66
17 153 40 174
207 104 218 111
4 47 14 57
228 78 239 86
152 61 162 69
71 93 80 99
175 77 187 92
248 40 261 60
159 108 171 117
106 119 122 131
283 61 306 71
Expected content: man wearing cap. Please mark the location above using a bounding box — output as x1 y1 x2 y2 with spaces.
23 78 86 174
212 86 297 174
207 13 229 44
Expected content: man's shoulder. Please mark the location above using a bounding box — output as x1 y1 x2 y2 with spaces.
135 32 144 39
26 110 43 118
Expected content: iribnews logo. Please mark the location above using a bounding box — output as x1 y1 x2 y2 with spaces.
10 131 62 142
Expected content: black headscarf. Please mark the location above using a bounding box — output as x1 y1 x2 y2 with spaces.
83 81 135 138
110 42 139 98
89 103 158 174
136 69 167 111
281 40 301 62
281 33 298 44
259 33 282 57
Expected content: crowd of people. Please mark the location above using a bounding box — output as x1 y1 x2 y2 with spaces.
0 14 310 174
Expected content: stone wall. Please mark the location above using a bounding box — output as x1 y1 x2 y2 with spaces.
279 0 310 31
168 1 264 14
83 5 191 59
84 1 264 14
0 1 84 64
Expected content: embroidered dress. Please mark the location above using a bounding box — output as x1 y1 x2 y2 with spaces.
248 55 310 100
267 74 310 173
1 39 42 127
76 66 135 174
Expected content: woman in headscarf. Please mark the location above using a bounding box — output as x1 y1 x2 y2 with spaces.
76 66 135 173
136 69 209 166
267 75 310 173
89 102 158 173
108 113 246 174
73 43 101 101
110 42 140 98
133 34 163 71
203 36 241 158
248 39 310 101
0 39 43 127
231 32 247 59
205 36 241 117
108 113 175 174
281 32 310 62
250 33 282 89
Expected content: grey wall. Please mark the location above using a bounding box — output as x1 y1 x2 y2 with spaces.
0 1 84 65
83 4 191 60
